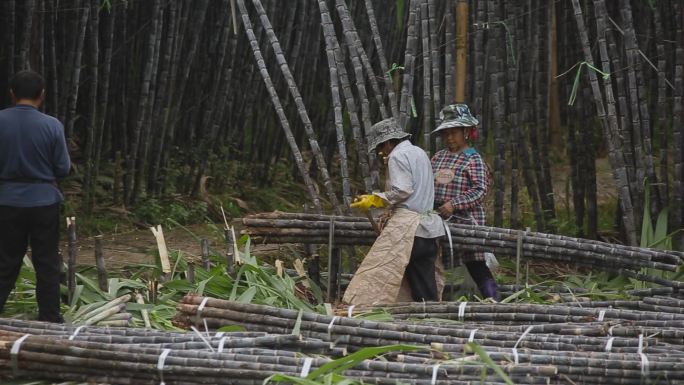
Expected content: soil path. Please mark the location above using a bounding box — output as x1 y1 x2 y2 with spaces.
64 222 289 269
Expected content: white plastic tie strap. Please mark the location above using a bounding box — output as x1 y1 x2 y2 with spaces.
217 336 228 353
327 316 339 333
214 332 225 338
10 334 31 375
442 220 454 267
638 334 644 354
598 310 606 322
511 325 534 364
458 302 467 322
300 357 313 378
190 326 215 352
197 297 209 316
605 337 615 352
639 353 649 376
157 348 172 385
347 305 355 318
69 326 84 341
511 348 519 365
468 329 478 343
431 364 441 385
608 325 616 336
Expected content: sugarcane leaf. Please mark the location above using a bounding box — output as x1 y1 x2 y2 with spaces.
237 285 258 303
466 342 516 385
195 276 214 296
263 374 321 385
216 325 247 332
651 207 671 249
125 303 155 311
76 272 107 298
307 345 422 379
69 284 84 308
291 309 303 336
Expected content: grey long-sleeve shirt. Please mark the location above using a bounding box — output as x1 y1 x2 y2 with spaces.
375 140 445 238
0 104 70 207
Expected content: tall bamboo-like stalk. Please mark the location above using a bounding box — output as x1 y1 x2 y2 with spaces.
428 0 440 123
6 0 16 90
334 0 389 121
471 0 486 125
336 0 380 191
653 3 669 207
489 0 506 228
364 0 399 119
318 0 352 210
443 2 455 105
64 2 90 140
254 0 344 210
672 2 684 249
420 1 432 154
399 0 420 130
330 0 374 193
83 0 100 212
507 1 521 229
236 0 322 212
17 0 35 70
125 0 161 205
572 0 637 245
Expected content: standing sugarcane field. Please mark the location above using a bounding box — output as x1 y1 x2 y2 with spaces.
2 0 684 384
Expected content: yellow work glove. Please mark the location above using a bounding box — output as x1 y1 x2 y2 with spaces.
350 194 387 211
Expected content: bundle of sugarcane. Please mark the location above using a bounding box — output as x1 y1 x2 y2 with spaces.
0 328 558 385
347 301 684 323
68 293 134 327
172 295 684 384
174 295 684 353
241 213 684 287
497 285 684 301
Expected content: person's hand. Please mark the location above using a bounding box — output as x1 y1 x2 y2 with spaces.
377 209 393 231
438 201 454 218
350 194 387 211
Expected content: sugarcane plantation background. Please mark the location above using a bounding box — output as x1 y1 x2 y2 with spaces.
1 0 683 248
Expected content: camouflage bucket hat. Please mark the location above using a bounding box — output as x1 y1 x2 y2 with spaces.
431 103 480 134
366 118 411 154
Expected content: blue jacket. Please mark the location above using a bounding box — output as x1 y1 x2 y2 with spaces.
0 104 71 207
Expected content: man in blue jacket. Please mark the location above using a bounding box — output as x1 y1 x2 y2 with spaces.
0 70 71 323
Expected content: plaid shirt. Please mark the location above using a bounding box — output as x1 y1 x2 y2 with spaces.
432 147 489 262
431 147 489 226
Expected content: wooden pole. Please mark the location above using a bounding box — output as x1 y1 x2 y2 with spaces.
454 0 468 103
94 235 108 292
150 225 171 281
66 217 76 304
187 262 195 283
224 228 234 276
201 239 210 270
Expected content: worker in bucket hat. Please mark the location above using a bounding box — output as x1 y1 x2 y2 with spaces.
344 118 445 305
431 103 499 301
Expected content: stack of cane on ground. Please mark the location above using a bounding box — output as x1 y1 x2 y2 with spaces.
242 212 684 289
172 294 684 385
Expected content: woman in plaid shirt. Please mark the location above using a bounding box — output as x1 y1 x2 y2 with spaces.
431 104 499 301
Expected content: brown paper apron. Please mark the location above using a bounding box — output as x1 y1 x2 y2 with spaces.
343 208 444 305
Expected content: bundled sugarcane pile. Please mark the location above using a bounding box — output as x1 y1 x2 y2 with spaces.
0 318 558 385
67 293 134 327
174 294 684 385
242 212 684 288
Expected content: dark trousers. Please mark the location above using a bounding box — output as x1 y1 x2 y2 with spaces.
465 260 499 300
0 204 63 322
406 237 439 302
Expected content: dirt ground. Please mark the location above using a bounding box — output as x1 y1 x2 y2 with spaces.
64 222 298 269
